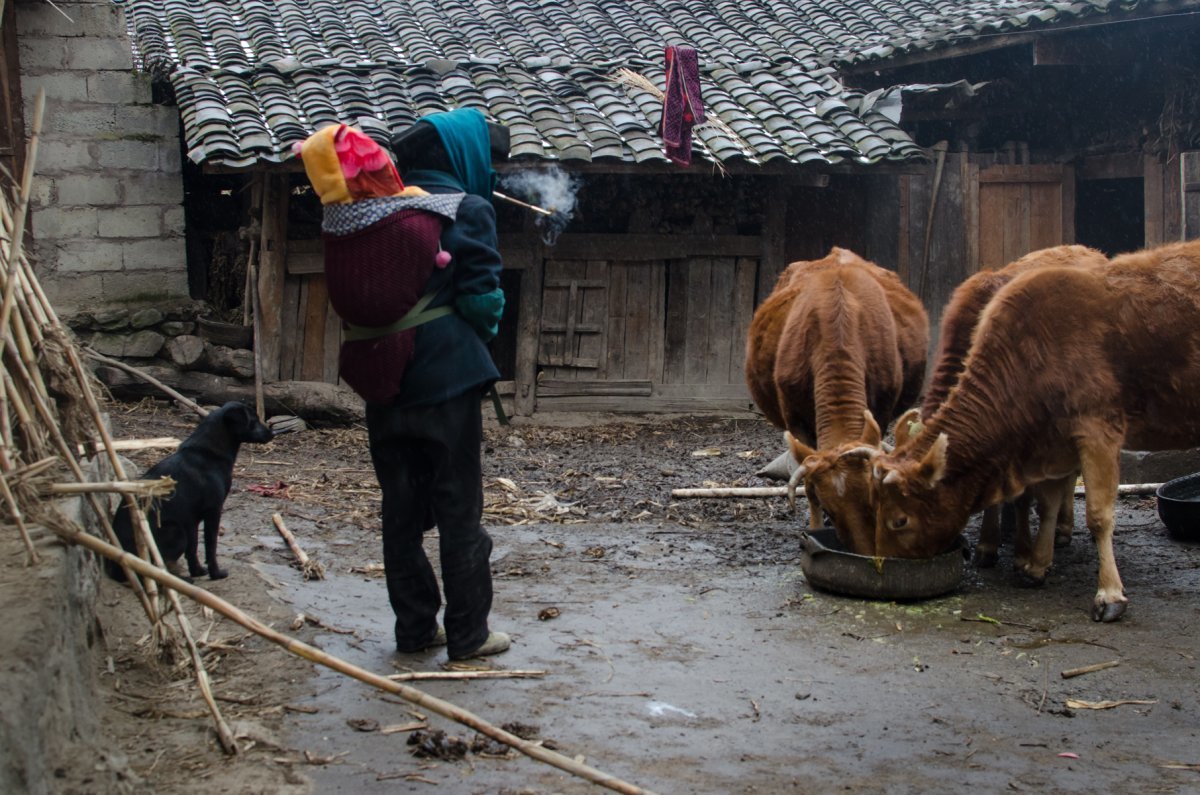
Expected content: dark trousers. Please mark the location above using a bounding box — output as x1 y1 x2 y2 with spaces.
366 390 493 658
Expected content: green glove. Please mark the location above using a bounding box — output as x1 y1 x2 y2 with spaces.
456 288 505 342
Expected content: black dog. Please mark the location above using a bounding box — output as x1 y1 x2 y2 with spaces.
106 401 274 582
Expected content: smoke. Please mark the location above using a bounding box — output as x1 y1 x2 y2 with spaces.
498 166 581 246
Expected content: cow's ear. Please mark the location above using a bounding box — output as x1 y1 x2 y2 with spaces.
917 433 948 487
893 408 922 447
860 410 881 447
785 431 816 463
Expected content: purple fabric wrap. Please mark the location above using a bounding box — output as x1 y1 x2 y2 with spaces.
322 208 443 403
660 45 705 166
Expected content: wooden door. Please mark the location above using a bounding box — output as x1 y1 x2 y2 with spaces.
977 165 1075 269
539 259 611 375
1184 151 1200 240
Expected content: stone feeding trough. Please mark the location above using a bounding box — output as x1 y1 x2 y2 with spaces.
799 528 966 600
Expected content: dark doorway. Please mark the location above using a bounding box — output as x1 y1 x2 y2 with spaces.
1075 178 1144 257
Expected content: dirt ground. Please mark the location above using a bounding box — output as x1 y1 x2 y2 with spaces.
61 398 1200 794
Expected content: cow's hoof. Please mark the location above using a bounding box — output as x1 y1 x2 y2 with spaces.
1091 598 1127 622
973 548 999 568
1014 568 1046 588
1054 534 1072 549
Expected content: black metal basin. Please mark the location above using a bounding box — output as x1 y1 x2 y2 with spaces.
1156 472 1200 542
799 528 965 600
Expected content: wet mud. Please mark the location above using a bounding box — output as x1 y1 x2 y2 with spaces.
91 404 1200 794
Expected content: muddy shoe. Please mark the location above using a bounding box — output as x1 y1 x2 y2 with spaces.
450 631 510 661
396 626 447 654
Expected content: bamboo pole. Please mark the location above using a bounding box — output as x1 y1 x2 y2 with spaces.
0 89 43 362
44 478 175 498
52 526 657 795
81 349 208 418
78 437 181 455
0 446 38 564
671 486 797 499
1061 659 1121 679
271 513 325 580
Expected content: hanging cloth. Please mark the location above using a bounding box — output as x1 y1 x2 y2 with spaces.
659 45 705 166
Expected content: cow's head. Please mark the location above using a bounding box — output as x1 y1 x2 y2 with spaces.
870 431 965 558
787 411 883 555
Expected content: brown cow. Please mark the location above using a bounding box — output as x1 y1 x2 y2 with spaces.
745 247 928 553
916 245 1107 568
869 240 1200 622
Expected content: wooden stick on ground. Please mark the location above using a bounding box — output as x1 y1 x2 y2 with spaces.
671 486 797 499
272 513 325 580
1061 659 1121 679
53 526 658 795
387 669 548 681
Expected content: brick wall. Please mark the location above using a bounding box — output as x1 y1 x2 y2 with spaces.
16 0 189 314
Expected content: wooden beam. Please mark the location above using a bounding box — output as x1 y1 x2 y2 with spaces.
512 233 543 417
286 239 323 275
544 232 761 261
256 174 289 382
758 177 788 302
1078 153 1143 181
536 379 652 397
1144 153 1164 246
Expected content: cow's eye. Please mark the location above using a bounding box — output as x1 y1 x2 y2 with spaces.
890 516 908 530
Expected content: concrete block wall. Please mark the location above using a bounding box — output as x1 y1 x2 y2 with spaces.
16 0 190 314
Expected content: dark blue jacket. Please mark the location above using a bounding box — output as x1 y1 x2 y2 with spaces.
388 169 501 408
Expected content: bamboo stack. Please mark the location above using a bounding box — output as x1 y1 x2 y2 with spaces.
0 90 239 753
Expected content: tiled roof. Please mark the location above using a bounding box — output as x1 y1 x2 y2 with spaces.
830 0 1176 65
120 0 1176 171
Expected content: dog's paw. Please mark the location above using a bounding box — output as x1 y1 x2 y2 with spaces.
208 566 229 580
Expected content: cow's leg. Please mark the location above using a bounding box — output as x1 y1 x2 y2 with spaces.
1011 491 1035 574
1016 482 1063 586
1055 475 1077 548
1076 426 1126 622
974 505 1001 567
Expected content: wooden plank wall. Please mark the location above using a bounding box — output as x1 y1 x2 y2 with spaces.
891 150 970 359
536 253 757 412
606 260 665 382
1181 152 1200 241
277 272 340 382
